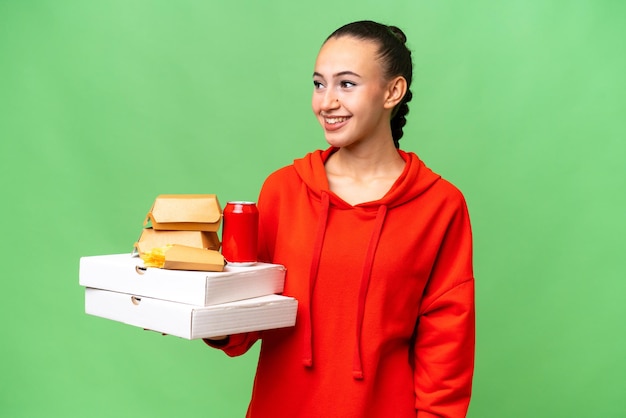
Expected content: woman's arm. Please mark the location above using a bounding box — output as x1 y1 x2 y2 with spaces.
413 195 475 417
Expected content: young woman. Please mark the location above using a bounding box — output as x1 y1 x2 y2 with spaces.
206 20 475 418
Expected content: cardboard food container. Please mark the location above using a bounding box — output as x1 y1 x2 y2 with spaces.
84 288 298 340
79 253 286 306
144 194 222 232
134 228 220 255
142 245 225 272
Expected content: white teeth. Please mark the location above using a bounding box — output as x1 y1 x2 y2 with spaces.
325 117 348 124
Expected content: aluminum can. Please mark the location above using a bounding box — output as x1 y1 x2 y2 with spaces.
221 201 259 266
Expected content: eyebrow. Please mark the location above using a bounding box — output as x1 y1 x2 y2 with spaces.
313 71 362 78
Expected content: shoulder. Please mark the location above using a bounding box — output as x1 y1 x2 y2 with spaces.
418 165 470 221
260 148 328 194
407 151 468 211
433 177 468 207
259 162 302 203
261 164 299 191
429 177 472 233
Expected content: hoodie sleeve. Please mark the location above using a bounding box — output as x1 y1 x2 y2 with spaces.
202 167 294 356
256 166 292 263
201 169 287 356
414 193 475 418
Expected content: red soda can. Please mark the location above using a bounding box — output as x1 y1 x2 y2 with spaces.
221 201 259 266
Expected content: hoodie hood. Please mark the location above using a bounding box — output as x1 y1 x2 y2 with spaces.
293 147 441 379
293 147 440 209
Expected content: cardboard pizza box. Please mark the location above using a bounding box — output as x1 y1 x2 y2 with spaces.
84 288 297 340
79 253 286 306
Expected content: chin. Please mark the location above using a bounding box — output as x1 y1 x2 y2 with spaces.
323 131 354 149
324 138 350 149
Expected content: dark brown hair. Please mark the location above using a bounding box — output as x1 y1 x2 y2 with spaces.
326 20 413 148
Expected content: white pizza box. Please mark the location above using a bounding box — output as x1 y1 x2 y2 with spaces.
79 253 285 306
84 288 298 340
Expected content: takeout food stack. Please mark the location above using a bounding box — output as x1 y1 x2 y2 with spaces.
134 194 225 272
79 193 298 340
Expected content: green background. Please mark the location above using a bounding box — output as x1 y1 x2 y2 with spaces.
1 1 624 417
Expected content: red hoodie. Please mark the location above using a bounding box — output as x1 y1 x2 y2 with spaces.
208 148 475 418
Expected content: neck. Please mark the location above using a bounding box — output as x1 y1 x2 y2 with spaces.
326 140 404 180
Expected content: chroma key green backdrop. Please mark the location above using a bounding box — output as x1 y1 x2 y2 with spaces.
1 1 624 417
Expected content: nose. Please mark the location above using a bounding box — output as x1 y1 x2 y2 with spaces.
320 89 339 112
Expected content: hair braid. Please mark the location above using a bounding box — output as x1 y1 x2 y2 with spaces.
391 89 412 148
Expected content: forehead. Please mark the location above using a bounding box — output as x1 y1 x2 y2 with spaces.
314 36 382 76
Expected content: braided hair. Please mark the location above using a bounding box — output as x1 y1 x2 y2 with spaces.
326 21 413 148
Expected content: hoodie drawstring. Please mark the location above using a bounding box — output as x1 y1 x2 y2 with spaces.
303 192 330 368
352 204 387 380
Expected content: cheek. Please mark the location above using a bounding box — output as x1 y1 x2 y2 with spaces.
311 94 321 114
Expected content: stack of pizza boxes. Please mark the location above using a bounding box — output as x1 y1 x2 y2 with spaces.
79 194 297 339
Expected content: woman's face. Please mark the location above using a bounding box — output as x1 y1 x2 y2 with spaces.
312 36 396 150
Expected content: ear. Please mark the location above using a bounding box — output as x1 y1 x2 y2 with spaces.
383 76 408 110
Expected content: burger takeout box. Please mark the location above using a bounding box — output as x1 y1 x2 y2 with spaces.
80 253 297 339
79 253 286 306
144 194 222 232
84 289 297 340
134 228 220 255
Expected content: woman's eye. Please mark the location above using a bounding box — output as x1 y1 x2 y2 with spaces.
313 80 324 89
340 81 356 88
